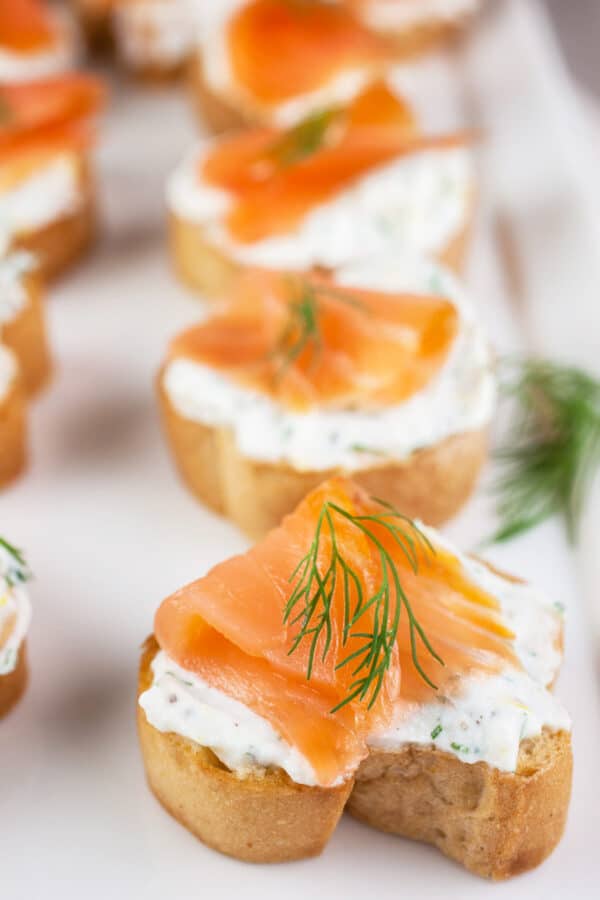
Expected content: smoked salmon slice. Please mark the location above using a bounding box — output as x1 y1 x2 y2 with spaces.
227 0 391 106
0 74 105 186
155 477 519 786
169 267 459 411
0 0 61 53
201 80 472 243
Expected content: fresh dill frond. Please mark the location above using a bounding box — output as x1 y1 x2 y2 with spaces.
273 278 367 379
269 106 340 167
490 358 600 544
283 499 443 712
274 279 322 378
0 537 31 586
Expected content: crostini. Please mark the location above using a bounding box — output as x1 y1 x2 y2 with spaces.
0 73 105 280
111 0 200 80
138 476 572 875
168 81 474 296
0 537 31 717
191 0 393 132
343 0 482 54
0 344 27 487
159 256 493 536
0 0 76 84
0 241 51 395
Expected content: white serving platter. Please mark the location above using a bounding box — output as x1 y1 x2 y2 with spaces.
2 0 600 895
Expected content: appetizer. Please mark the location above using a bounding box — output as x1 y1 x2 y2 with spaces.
138 477 572 876
111 0 200 79
0 0 76 84
0 537 31 717
0 343 26 488
158 256 494 537
0 73 105 279
0 238 51 395
168 81 475 296
344 0 481 53
191 0 392 131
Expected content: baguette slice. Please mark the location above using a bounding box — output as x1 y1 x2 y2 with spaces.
158 373 487 538
168 209 472 303
1 271 51 395
0 369 27 488
138 637 353 863
139 634 572 873
0 642 28 718
10 159 95 282
348 730 572 879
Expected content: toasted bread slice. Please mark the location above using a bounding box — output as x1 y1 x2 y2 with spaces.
0 641 27 718
0 368 27 488
139 635 571 873
157 374 487 538
1 271 51 395
10 160 95 281
168 209 471 302
137 637 353 863
348 730 572 879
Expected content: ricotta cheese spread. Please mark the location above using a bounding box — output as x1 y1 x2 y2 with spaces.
0 155 83 239
357 0 480 33
140 533 568 786
162 255 495 471
113 0 200 69
0 248 34 327
167 140 473 269
0 541 31 676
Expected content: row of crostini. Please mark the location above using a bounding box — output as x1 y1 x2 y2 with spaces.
1 0 575 882
135 10 572 877
2 1 480 84
0 71 105 485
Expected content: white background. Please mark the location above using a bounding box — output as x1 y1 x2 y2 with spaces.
1 0 599 896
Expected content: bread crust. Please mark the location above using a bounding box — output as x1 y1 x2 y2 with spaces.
0 641 28 718
11 159 95 281
138 637 571 874
0 374 27 488
168 209 470 305
157 373 487 538
137 637 353 863
348 728 573 879
1 273 52 396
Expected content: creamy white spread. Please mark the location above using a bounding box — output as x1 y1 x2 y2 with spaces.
139 521 568 786
0 344 17 402
196 0 381 126
0 249 35 327
0 542 31 676
356 0 480 33
113 0 200 69
163 255 495 471
0 154 82 238
0 8 76 83
139 650 318 785
167 140 473 269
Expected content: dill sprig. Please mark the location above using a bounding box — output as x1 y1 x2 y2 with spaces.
269 106 340 167
284 498 443 712
491 358 600 543
273 278 366 379
0 537 31 586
